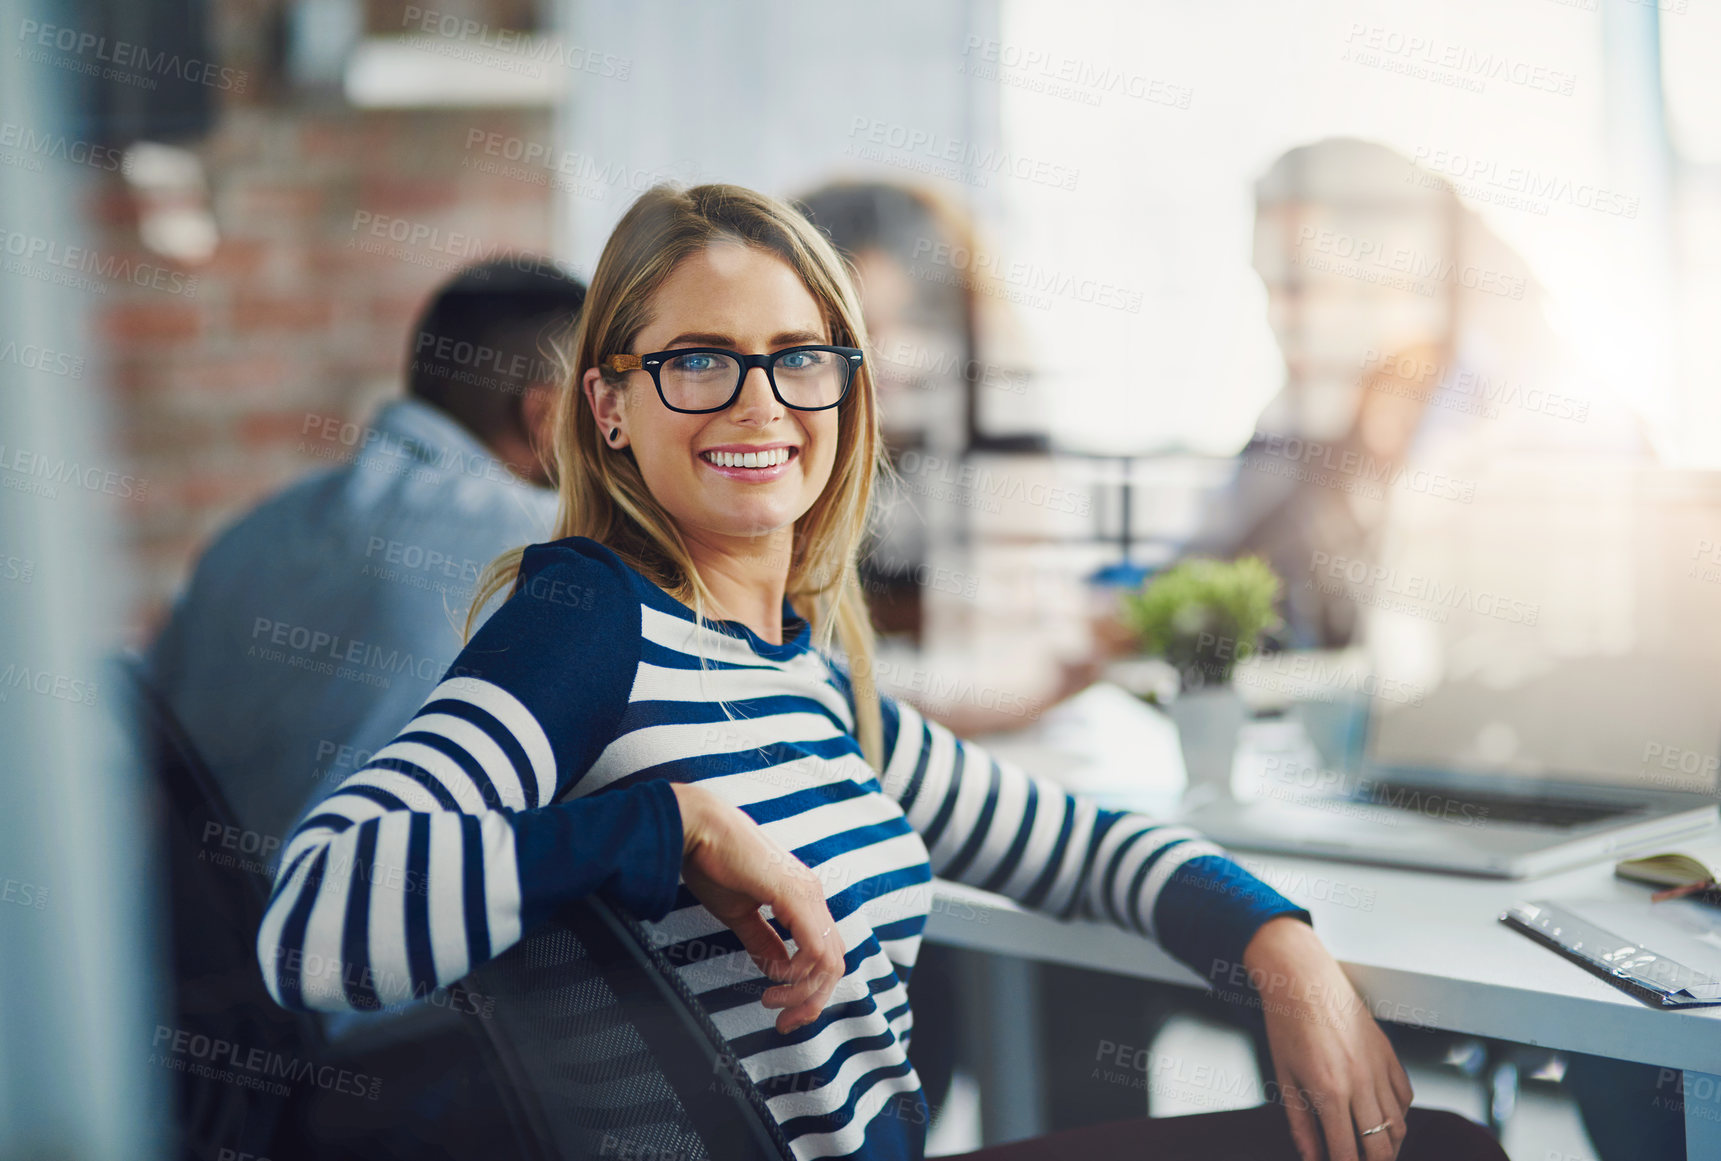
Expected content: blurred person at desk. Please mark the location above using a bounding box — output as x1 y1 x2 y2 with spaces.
146 257 586 856
1178 139 1668 1160
1189 137 1649 651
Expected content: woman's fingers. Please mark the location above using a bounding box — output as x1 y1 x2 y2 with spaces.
1387 1051 1415 1112
1361 1021 1409 1157
1351 1089 1401 1161
761 874 845 1032
1315 1085 1360 1161
1276 1066 1325 1161
712 828 841 1029
761 933 841 1031
729 908 793 981
773 969 839 1033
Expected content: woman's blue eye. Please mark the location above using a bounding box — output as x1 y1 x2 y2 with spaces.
778 351 820 371
671 353 723 373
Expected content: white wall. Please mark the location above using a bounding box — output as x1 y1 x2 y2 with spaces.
556 0 1003 273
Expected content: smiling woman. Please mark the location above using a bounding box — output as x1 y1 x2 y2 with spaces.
253 183 1508 1161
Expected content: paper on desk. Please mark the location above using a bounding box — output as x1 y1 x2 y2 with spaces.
972 681 1187 818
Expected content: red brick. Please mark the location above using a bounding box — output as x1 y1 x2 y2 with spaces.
236 409 325 448
307 239 392 280
370 292 430 333
107 358 162 396
298 119 363 164
170 352 294 397
230 179 326 223
231 291 332 332
478 177 558 209
174 469 284 512
357 175 462 217
198 108 271 167
205 237 271 279
101 301 202 345
84 182 139 229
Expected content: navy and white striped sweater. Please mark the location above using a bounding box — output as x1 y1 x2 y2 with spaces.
256 536 1306 1160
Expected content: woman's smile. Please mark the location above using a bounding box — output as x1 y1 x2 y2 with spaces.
697 442 801 481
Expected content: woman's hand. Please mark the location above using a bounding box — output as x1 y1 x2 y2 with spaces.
1242 916 1416 1161
670 781 846 1034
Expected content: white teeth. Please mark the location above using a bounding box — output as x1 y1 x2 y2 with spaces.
703 448 791 468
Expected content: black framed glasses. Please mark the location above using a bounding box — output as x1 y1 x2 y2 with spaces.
602 345 863 414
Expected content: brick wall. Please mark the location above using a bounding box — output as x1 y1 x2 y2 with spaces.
100 66 557 647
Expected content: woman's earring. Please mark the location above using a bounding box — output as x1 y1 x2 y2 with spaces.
608 427 620 444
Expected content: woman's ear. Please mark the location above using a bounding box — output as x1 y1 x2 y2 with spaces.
584 366 627 448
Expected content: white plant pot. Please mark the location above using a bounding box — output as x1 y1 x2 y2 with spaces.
1165 685 1248 799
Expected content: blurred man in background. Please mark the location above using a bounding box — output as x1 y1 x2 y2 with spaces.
146 257 585 855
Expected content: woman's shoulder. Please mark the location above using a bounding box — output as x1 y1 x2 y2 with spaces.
509 535 715 632
515 535 646 603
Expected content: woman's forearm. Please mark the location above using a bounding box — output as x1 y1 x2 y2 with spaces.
257 780 686 1013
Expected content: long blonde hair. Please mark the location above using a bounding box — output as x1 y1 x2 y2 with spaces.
463 183 887 770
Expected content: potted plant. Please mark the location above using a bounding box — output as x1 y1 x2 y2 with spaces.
1117 556 1284 796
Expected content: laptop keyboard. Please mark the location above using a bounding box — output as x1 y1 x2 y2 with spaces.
1342 781 1642 830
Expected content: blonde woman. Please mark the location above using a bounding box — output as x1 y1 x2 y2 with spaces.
256 184 1505 1161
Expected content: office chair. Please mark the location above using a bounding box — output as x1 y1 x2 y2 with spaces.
119 652 336 1159
118 653 793 1161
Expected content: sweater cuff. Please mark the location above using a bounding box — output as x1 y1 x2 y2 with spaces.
509 778 686 928
1151 854 1312 986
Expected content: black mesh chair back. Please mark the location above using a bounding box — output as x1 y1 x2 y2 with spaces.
116 653 321 1159
458 878 797 1161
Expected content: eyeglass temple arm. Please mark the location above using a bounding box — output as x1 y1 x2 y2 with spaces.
604 354 644 373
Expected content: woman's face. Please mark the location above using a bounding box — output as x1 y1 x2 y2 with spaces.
585 242 842 549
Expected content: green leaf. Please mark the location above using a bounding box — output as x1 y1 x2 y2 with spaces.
1118 556 1284 685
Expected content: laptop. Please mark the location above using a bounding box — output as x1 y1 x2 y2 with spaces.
1180 464 1721 879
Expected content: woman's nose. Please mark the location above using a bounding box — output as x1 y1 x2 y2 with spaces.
728 364 782 424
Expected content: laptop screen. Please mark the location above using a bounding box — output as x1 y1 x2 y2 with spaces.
1361 465 1721 794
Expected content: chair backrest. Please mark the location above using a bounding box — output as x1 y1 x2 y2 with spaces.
461 894 797 1161
117 653 320 1160
122 653 793 1161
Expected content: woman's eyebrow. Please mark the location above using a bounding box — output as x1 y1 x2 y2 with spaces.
662 329 828 348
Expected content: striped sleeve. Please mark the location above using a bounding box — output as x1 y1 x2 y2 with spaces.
875 693 1309 981
255 539 683 1013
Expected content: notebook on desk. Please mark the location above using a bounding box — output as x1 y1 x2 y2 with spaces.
1181 466 1721 879
1617 843 1721 900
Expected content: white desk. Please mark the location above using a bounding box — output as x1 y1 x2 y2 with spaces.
925 826 1721 1158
